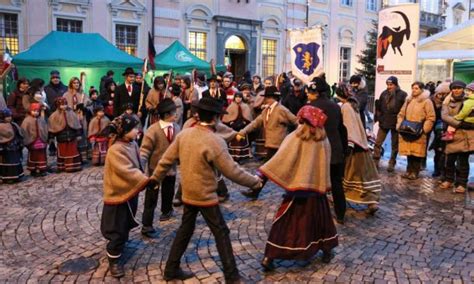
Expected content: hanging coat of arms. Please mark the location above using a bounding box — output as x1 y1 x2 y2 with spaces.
292 42 320 76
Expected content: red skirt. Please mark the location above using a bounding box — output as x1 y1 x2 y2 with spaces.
92 139 108 166
264 193 338 260
57 141 82 172
27 148 47 173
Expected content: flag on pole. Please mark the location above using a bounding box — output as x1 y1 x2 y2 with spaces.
288 27 324 84
148 32 156 70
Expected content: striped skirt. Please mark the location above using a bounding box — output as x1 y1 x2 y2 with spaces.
265 193 338 260
343 148 381 205
228 135 252 161
57 141 82 173
253 128 267 159
27 147 48 174
92 139 108 166
0 150 24 182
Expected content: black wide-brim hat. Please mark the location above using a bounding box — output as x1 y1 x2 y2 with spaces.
207 74 221 82
157 98 177 114
263 86 281 97
122 67 136 76
192 97 228 114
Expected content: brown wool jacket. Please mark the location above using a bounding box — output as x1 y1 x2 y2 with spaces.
151 124 260 206
140 121 180 174
239 103 298 149
103 140 149 205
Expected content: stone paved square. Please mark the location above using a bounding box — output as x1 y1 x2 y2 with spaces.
0 159 473 283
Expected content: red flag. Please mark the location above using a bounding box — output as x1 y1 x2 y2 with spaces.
148 32 156 70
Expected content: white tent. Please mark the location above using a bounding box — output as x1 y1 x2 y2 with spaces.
417 19 474 82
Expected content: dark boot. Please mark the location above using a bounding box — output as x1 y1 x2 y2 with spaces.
240 188 260 200
163 268 194 281
261 257 274 271
108 257 124 278
322 251 333 264
387 159 396 173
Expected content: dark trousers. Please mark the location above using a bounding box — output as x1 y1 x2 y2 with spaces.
406 155 422 174
165 204 239 281
142 175 176 226
445 152 470 187
433 150 445 176
374 128 399 163
258 147 279 188
175 177 228 201
330 163 346 220
101 195 139 258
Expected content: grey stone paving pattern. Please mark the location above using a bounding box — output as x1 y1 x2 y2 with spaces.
0 160 473 283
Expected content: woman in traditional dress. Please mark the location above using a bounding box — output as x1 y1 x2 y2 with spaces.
88 105 110 166
99 80 117 120
0 108 24 183
21 103 49 176
48 97 82 173
222 92 253 162
63 77 90 162
180 76 198 122
336 84 381 215
145 76 167 125
258 105 338 271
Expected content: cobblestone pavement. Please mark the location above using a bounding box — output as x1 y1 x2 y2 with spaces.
1 159 473 283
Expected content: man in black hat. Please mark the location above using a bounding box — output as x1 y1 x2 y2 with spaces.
282 78 307 115
150 97 262 282
307 77 348 224
373 75 407 171
140 98 180 238
113 67 143 118
202 75 227 106
238 86 298 199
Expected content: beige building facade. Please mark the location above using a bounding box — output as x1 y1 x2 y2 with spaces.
154 0 381 84
0 0 152 59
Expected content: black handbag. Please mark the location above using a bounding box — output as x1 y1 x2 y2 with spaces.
398 101 424 141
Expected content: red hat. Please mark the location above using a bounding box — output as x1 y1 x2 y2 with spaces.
30 102 41 112
297 105 327 129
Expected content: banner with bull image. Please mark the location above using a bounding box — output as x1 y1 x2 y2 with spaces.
375 4 419 102
289 27 324 84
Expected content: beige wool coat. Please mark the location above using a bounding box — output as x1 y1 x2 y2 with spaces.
441 93 474 154
140 121 180 174
396 90 436 157
239 103 298 149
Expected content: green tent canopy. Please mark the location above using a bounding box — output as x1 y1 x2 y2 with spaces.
155 40 225 75
12 31 144 92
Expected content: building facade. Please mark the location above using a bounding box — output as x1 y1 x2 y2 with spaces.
444 0 473 29
0 0 152 58
154 0 381 85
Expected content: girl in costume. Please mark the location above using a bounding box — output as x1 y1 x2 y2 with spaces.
101 114 150 278
0 108 24 183
258 105 338 270
88 105 110 166
48 97 82 173
336 84 381 215
222 92 253 162
21 103 49 177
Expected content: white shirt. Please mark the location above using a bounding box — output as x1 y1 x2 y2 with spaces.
125 83 133 96
195 83 208 100
159 120 174 139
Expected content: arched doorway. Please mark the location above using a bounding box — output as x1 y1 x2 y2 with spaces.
225 35 247 79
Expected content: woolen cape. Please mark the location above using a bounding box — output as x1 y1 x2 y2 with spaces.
103 140 148 205
222 101 253 123
20 115 48 145
88 116 110 138
48 109 82 133
0 122 23 143
259 128 331 193
341 98 369 150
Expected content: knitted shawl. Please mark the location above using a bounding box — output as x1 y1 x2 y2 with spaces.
0 122 23 143
259 129 331 193
88 116 110 138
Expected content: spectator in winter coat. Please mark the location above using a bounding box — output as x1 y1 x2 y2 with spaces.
373 76 408 171
44 70 68 113
7 77 29 125
282 79 307 116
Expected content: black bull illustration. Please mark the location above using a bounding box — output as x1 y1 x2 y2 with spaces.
377 11 411 59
